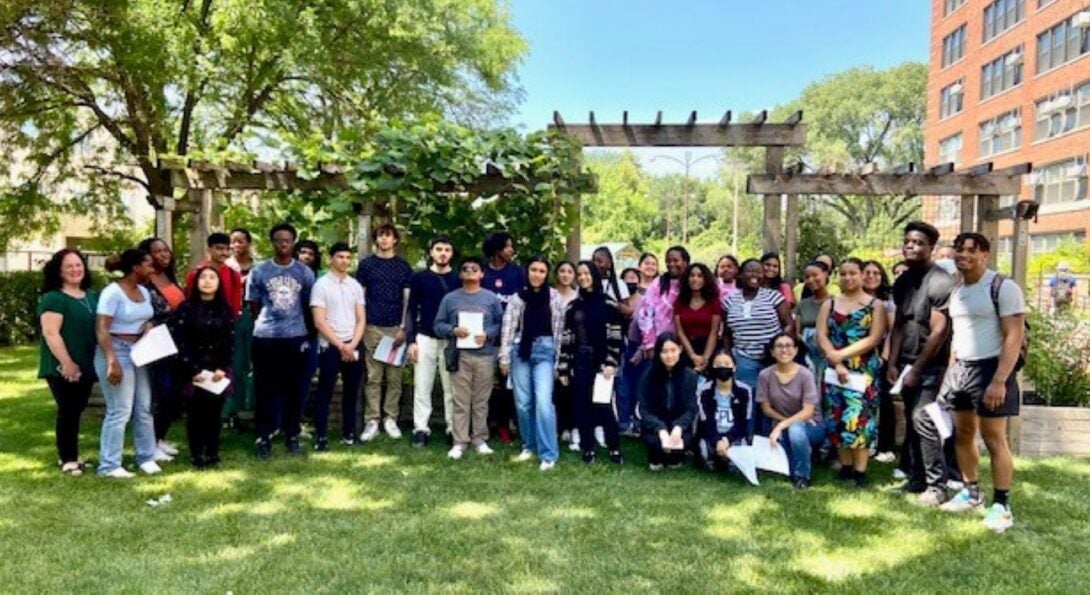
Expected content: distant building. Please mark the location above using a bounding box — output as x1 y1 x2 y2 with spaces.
580 242 641 270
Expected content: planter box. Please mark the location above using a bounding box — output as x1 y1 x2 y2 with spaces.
1016 405 1090 457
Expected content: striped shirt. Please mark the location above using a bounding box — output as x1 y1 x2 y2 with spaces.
724 288 785 360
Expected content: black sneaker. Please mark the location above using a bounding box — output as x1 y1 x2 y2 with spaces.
412 431 428 448
854 473 868 489
256 439 272 459
582 451 596 464
899 480 927 494
445 432 454 447
793 477 811 490
609 451 624 465
286 436 301 454
314 437 329 452
206 454 221 467
836 466 854 481
192 457 207 470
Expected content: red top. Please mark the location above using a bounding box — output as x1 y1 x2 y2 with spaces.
186 261 244 316
674 298 723 341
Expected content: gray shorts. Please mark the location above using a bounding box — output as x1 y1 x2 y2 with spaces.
939 358 1019 418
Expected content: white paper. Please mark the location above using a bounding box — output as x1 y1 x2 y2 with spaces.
373 336 407 367
193 370 231 395
726 445 760 486
751 436 791 476
923 401 953 441
456 312 485 349
592 373 614 405
823 368 871 393
130 325 178 367
890 365 913 395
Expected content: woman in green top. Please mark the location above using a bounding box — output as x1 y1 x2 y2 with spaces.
38 249 98 476
795 261 832 391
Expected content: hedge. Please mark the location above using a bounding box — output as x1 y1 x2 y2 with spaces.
0 271 109 346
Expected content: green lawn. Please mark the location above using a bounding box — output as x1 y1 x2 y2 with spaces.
1 344 1088 593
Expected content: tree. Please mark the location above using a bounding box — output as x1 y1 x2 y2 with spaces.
582 152 656 248
0 0 526 251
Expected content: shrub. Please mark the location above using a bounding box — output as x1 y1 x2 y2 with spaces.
0 271 109 346
1024 309 1090 407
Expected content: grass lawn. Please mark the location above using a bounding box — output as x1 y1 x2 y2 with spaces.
1 344 1088 593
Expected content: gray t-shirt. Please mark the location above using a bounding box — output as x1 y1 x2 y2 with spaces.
756 365 823 424
310 273 365 346
949 270 1025 361
247 259 315 339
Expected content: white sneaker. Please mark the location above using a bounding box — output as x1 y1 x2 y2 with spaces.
139 461 162 475
875 451 896 464
447 446 465 460
153 448 174 463
569 429 581 451
515 449 534 462
940 488 985 514
560 430 571 442
360 420 380 442
103 467 135 479
983 503 1014 533
157 440 179 456
947 479 966 492
892 468 907 480
595 427 606 448
475 443 494 455
539 460 556 471
383 418 402 439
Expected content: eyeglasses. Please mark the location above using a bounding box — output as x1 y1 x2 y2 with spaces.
773 344 796 351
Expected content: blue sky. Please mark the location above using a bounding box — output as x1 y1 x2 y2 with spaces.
508 0 931 176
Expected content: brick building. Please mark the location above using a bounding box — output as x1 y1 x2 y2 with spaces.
924 0 1090 256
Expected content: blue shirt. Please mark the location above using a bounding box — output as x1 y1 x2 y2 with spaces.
356 255 412 327
247 259 315 338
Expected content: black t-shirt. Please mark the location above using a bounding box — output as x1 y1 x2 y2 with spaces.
892 263 953 371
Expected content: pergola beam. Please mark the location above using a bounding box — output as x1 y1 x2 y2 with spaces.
547 123 806 147
747 172 1024 196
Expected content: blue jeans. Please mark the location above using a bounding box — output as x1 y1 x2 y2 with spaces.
511 337 559 462
733 349 764 438
779 420 826 480
94 340 155 474
618 340 647 430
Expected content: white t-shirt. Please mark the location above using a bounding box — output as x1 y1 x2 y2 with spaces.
97 283 153 334
949 270 1025 361
310 273 365 346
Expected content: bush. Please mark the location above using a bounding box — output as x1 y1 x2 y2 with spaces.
1024 309 1090 407
0 271 109 346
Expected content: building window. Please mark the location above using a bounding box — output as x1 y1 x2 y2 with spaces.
1031 156 1088 206
1036 12 1090 75
1038 0 1058 9
943 25 968 68
946 0 967 16
1031 231 1086 253
981 46 1024 99
938 133 964 167
1034 80 1090 141
936 196 962 225
979 109 1022 158
984 0 1025 43
940 80 965 118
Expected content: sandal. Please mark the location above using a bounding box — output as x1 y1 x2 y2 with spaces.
60 462 83 476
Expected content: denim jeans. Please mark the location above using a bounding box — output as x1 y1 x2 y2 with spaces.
512 337 559 462
94 339 155 474
313 344 363 440
733 349 764 438
618 340 648 430
778 420 826 480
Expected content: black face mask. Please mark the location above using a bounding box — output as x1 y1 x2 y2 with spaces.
712 367 734 382
625 281 638 294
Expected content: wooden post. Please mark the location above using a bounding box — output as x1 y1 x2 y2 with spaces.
188 188 213 264
784 194 799 281
960 195 977 234
1011 213 1030 292
978 195 999 269
154 195 175 249
356 201 373 257
762 146 785 253
566 194 582 263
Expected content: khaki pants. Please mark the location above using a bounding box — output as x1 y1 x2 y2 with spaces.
412 334 453 434
364 325 403 422
451 353 495 447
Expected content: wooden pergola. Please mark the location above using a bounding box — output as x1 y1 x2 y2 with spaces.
746 161 1035 288
153 157 595 261
548 109 808 275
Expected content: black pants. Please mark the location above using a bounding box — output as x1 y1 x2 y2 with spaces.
253 336 307 441
877 389 896 453
902 371 960 487
187 388 226 461
571 352 619 453
642 429 692 466
151 362 183 442
489 385 517 433
553 383 574 435
45 377 94 464
314 345 363 440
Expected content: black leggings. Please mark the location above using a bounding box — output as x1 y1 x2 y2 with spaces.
45 377 94 464
187 389 226 461
152 363 183 442
571 356 619 453
642 429 692 466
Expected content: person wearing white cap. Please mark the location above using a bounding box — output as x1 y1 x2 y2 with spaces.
1047 262 1077 314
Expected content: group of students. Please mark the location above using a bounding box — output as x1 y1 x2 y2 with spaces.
36 219 1025 532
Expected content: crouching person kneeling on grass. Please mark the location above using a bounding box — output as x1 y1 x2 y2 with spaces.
697 352 754 473
637 333 699 471
757 333 824 490
434 257 503 460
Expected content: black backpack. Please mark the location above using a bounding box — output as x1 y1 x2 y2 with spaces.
989 273 1029 372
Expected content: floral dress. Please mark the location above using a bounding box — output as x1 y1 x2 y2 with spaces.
824 298 882 449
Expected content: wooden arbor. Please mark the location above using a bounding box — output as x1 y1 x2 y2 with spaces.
548 109 807 274
747 162 1035 288
153 158 594 260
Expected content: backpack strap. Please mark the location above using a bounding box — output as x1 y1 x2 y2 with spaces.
989 273 1004 318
